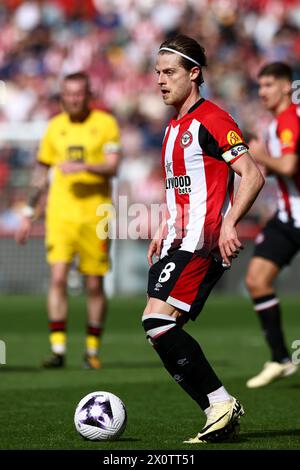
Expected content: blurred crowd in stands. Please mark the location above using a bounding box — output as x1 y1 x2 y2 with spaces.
0 0 300 235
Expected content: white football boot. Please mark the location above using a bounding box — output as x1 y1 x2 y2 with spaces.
184 397 244 444
246 361 298 388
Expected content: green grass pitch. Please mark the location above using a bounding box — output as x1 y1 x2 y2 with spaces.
0 295 299 450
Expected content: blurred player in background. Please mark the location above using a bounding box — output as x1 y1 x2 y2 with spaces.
142 35 264 443
15 72 121 369
245 63 299 388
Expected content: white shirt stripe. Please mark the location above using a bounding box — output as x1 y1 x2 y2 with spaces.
267 114 300 225
283 178 300 227
180 119 207 252
161 125 180 258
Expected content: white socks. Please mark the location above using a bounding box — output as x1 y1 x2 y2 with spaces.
207 386 231 405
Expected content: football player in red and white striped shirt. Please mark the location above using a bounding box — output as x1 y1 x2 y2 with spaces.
141 35 264 443
245 62 299 388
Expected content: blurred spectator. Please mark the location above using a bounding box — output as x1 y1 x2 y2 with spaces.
0 153 10 192
0 0 300 231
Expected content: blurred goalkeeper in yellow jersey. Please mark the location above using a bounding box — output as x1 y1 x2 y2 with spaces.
15 72 121 369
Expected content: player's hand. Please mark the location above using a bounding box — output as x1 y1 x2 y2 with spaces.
15 217 33 245
59 162 85 174
147 239 162 266
218 221 243 267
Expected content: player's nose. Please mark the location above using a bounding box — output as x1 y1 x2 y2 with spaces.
157 73 165 85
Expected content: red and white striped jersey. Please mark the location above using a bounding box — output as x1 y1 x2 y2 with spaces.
266 103 300 227
161 98 248 258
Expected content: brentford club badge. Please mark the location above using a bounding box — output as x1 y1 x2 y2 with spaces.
180 131 193 148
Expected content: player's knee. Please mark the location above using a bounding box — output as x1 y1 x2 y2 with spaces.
245 267 262 292
86 284 103 297
142 313 176 346
50 274 67 290
245 270 271 296
85 277 104 297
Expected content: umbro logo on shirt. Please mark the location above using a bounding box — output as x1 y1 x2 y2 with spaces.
154 282 163 291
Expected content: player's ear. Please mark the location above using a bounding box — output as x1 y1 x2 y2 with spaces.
190 66 200 82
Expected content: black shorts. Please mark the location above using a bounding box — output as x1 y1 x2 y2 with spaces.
147 250 225 321
254 216 300 268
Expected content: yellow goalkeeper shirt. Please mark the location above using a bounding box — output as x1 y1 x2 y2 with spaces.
37 110 120 223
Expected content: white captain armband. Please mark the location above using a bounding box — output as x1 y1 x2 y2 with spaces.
103 142 121 154
222 144 248 164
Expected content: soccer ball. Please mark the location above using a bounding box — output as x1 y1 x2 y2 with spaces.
74 391 127 441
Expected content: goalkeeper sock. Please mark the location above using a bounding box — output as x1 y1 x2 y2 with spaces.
49 321 66 355
86 323 103 356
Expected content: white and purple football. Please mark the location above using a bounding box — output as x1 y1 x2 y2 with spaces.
74 391 127 441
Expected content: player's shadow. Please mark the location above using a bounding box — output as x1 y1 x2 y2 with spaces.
39 362 163 372
0 366 40 372
103 361 162 369
241 429 300 440
285 383 300 389
213 429 300 444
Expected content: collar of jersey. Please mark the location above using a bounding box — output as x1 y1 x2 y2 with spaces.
171 98 205 126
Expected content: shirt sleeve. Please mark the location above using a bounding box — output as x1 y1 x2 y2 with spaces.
102 116 121 155
277 110 300 155
199 111 248 165
37 123 55 166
